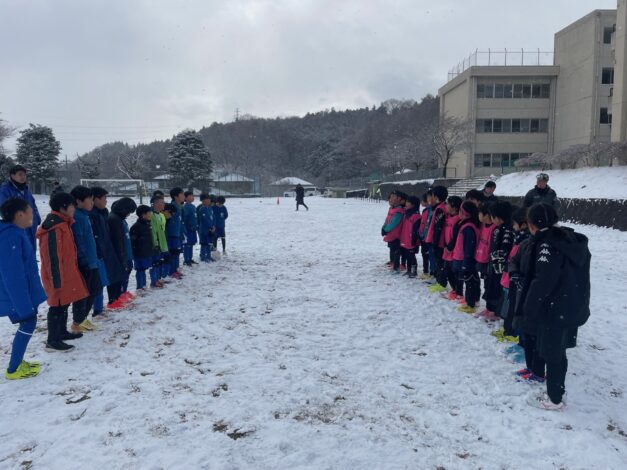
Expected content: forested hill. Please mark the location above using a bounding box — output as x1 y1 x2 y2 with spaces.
76 95 439 185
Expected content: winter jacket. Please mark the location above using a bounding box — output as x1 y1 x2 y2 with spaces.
419 206 432 240
523 185 558 208
0 221 47 322
475 223 495 263
37 212 89 306
442 214 461 261
489 223 514 274
183 202 198 234
108 198 137 269
452 220 480 272
501 230 530 289
382 205 404 242
399 207 421 250
295 185 305 203
151 212 168 253
0 179 41 250
72 208 99 269
197 205 216 245
89 207 125 285
425 202 446 247
130 218 153 260
513 226 590 331
214 205 228 229
166 202 183 238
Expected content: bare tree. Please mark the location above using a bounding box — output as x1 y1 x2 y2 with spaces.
0 115 16 155
117 150 147 179
75 153 101 179
515 152 549 169
430 114 473 178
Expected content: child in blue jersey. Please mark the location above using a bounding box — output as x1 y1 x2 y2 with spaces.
166 187 185 278
214 196 229 255
182 190 198 266
197 193 216 262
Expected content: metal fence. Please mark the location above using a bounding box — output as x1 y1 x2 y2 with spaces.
447 49 554 82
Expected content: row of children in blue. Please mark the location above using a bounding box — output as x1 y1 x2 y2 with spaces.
0 187 228 379
381 187 591 410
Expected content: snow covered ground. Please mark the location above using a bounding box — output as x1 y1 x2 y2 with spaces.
1 197 626 469
490 166 627 199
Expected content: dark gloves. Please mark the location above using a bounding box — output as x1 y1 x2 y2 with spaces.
381 227 387 237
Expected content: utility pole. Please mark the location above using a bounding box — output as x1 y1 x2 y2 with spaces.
234 108 240 122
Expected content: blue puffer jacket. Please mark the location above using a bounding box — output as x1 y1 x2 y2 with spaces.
182 202 198 234
214 205 228 229
0 180 41 250
72 208 99 269
0 221 47 322
197 205 215 245
166 202 182 238
89 207 125 285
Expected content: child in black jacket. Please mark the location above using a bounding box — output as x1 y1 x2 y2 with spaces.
130 205 153 291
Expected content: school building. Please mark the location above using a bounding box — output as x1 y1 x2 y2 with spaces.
438 4 626 178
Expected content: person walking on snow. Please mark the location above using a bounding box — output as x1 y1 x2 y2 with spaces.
295 184 309 211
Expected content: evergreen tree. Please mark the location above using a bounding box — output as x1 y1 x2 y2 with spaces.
168 130 212 188
15 124 61 189
0 153 15 178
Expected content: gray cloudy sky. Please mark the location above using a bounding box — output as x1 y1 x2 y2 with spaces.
0 0 617 157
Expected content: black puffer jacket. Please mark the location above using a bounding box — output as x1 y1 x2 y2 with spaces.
108 198 137 268
512 226 591 331
524 185 558 208
130 218 153 259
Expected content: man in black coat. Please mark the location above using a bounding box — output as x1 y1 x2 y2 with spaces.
295 184 309 211
523 173 558 208
482 181 498 202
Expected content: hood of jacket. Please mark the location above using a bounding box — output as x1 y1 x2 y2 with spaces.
38 211 73 233
537 226 589 267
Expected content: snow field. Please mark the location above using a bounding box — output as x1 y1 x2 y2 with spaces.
0 197 626 469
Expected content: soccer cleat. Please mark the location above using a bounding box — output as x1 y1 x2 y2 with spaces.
528 393 564 411
515 368 531 377
519 373 545 383
447 290 457 300
428 284 447 294
171 272 183 280
81 319 97 331
92 312 110 322
418 273 431 280
21 360 41 371
399 264 406 271
61 330 84 340
120 292 135 302
107 299 127 311
5 362 40 380
458 305 477 314
458 297 467 305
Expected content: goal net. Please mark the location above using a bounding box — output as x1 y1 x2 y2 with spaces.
80 179 146 203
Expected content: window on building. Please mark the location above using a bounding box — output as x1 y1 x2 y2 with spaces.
502 119 512 133
477 84 485 98
484 84 494 98
539 119 549 133
600 107 612 124
491 153 503 167
602 68 614 85
513 84 523 98
510 153 520 167
512 119 521 132
503 84 513 98
530 119 540 133
483 119 493 132
475 154 492 167
522 84 532 99
494 84 504 99
492 119 502 133
541 84 551 98
604 26 615 44
532 84 542 98
520 119 530 133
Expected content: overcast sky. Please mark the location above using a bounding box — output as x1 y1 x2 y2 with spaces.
0 0 617 158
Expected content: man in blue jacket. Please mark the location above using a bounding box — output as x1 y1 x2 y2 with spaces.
182 190 198 266
0 198 47 379
69 186 102 332
0 165 41 252
166 187 185 278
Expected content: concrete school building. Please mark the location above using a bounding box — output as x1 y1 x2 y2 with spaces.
438 3 626 178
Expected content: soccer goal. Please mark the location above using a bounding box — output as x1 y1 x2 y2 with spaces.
80 179 146 203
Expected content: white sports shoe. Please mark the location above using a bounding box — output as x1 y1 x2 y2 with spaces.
528 392 565 411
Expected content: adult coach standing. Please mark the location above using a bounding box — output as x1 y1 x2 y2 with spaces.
295 184 309 211
0 165 41 251
524 173 558 208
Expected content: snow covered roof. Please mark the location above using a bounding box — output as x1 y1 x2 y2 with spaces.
214 173 254 182
271 177 314 186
